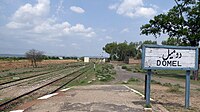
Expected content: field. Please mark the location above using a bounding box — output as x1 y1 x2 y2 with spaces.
0 59 117 111
0 59 77 71
0 60 84 110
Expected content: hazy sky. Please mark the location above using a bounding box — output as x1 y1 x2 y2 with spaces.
0 0 175 56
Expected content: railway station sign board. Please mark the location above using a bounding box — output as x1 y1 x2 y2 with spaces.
142 45 198 70
141 44 198 109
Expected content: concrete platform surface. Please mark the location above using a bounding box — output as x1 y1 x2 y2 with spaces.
18 85 145 112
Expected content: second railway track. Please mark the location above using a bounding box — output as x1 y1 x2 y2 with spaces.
0 63 86 90
0 64 91 111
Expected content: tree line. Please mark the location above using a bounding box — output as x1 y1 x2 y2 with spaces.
103 40 157 61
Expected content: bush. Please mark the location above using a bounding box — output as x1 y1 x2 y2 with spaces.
122 65 127 69
151 80 161 85
126 68 132 71
162 83 172 87
8 72 16 76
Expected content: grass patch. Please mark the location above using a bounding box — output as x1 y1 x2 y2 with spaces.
167 85 182 93
151 80 162 85
144 104 152 108
7 72 16 76
162 83 172 87
121 65 127 69
96 64 116 82
121 64 134 72
68 64 98 86
196 88 200 91
126 68 132 71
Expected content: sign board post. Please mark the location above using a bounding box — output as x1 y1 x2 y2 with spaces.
146 69 151 106
142 45 198 108
185 70 190 108
144 74 147 100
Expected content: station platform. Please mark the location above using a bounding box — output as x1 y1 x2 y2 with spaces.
13 85 146 112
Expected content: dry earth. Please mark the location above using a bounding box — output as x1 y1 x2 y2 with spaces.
0 60 77 71
112 63 200 112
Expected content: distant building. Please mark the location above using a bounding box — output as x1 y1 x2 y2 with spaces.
102 58 106 63
84 57 90 63
124 57 141 64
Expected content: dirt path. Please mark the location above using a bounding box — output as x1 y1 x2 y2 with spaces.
112 63 145 84
112 63 200 90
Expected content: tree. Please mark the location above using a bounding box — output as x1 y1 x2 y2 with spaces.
162 37 179 46
25 49 45 67
117 42 129 61
103 41 146 60
141 0 200 80
103 42 118 60
140 0 200 46
138 40 157 50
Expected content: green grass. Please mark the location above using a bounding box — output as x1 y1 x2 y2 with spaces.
68 64 99 86
144 104 152 108
128 77 140 82
151 80 162 85
167 85 182 93
95 64 116 82
196 88 200 91
121 65 127 69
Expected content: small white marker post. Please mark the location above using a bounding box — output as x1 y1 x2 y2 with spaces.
93 63 96 71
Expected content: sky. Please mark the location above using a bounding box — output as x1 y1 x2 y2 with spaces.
0 0 175 57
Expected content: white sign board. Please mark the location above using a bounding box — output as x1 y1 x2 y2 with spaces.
142 45 198 70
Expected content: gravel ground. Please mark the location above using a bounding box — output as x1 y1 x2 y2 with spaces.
111 63 200 112
23 85 144 112
111 63 145 84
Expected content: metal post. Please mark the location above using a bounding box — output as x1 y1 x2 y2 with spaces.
144 74 147 100
146 69 151 106
185 70 190 108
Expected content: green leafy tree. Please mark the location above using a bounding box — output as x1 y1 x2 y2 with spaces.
103 41 157 60
140 0 200 46
141 0 200 80
103 41 141 61
142 40 157 45
103 42 118 60
161 37 179 46
117 42 129 61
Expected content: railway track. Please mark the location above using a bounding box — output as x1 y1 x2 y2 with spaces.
0 68 66 90
0 65 91 110
0 63 86 90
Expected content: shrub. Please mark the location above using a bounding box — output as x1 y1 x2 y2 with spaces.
167 85 181 93
126 68 132 71
122 65 127 69
196 88 200 91
151 80 161 85
8 72 16 76
162 83 172 87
